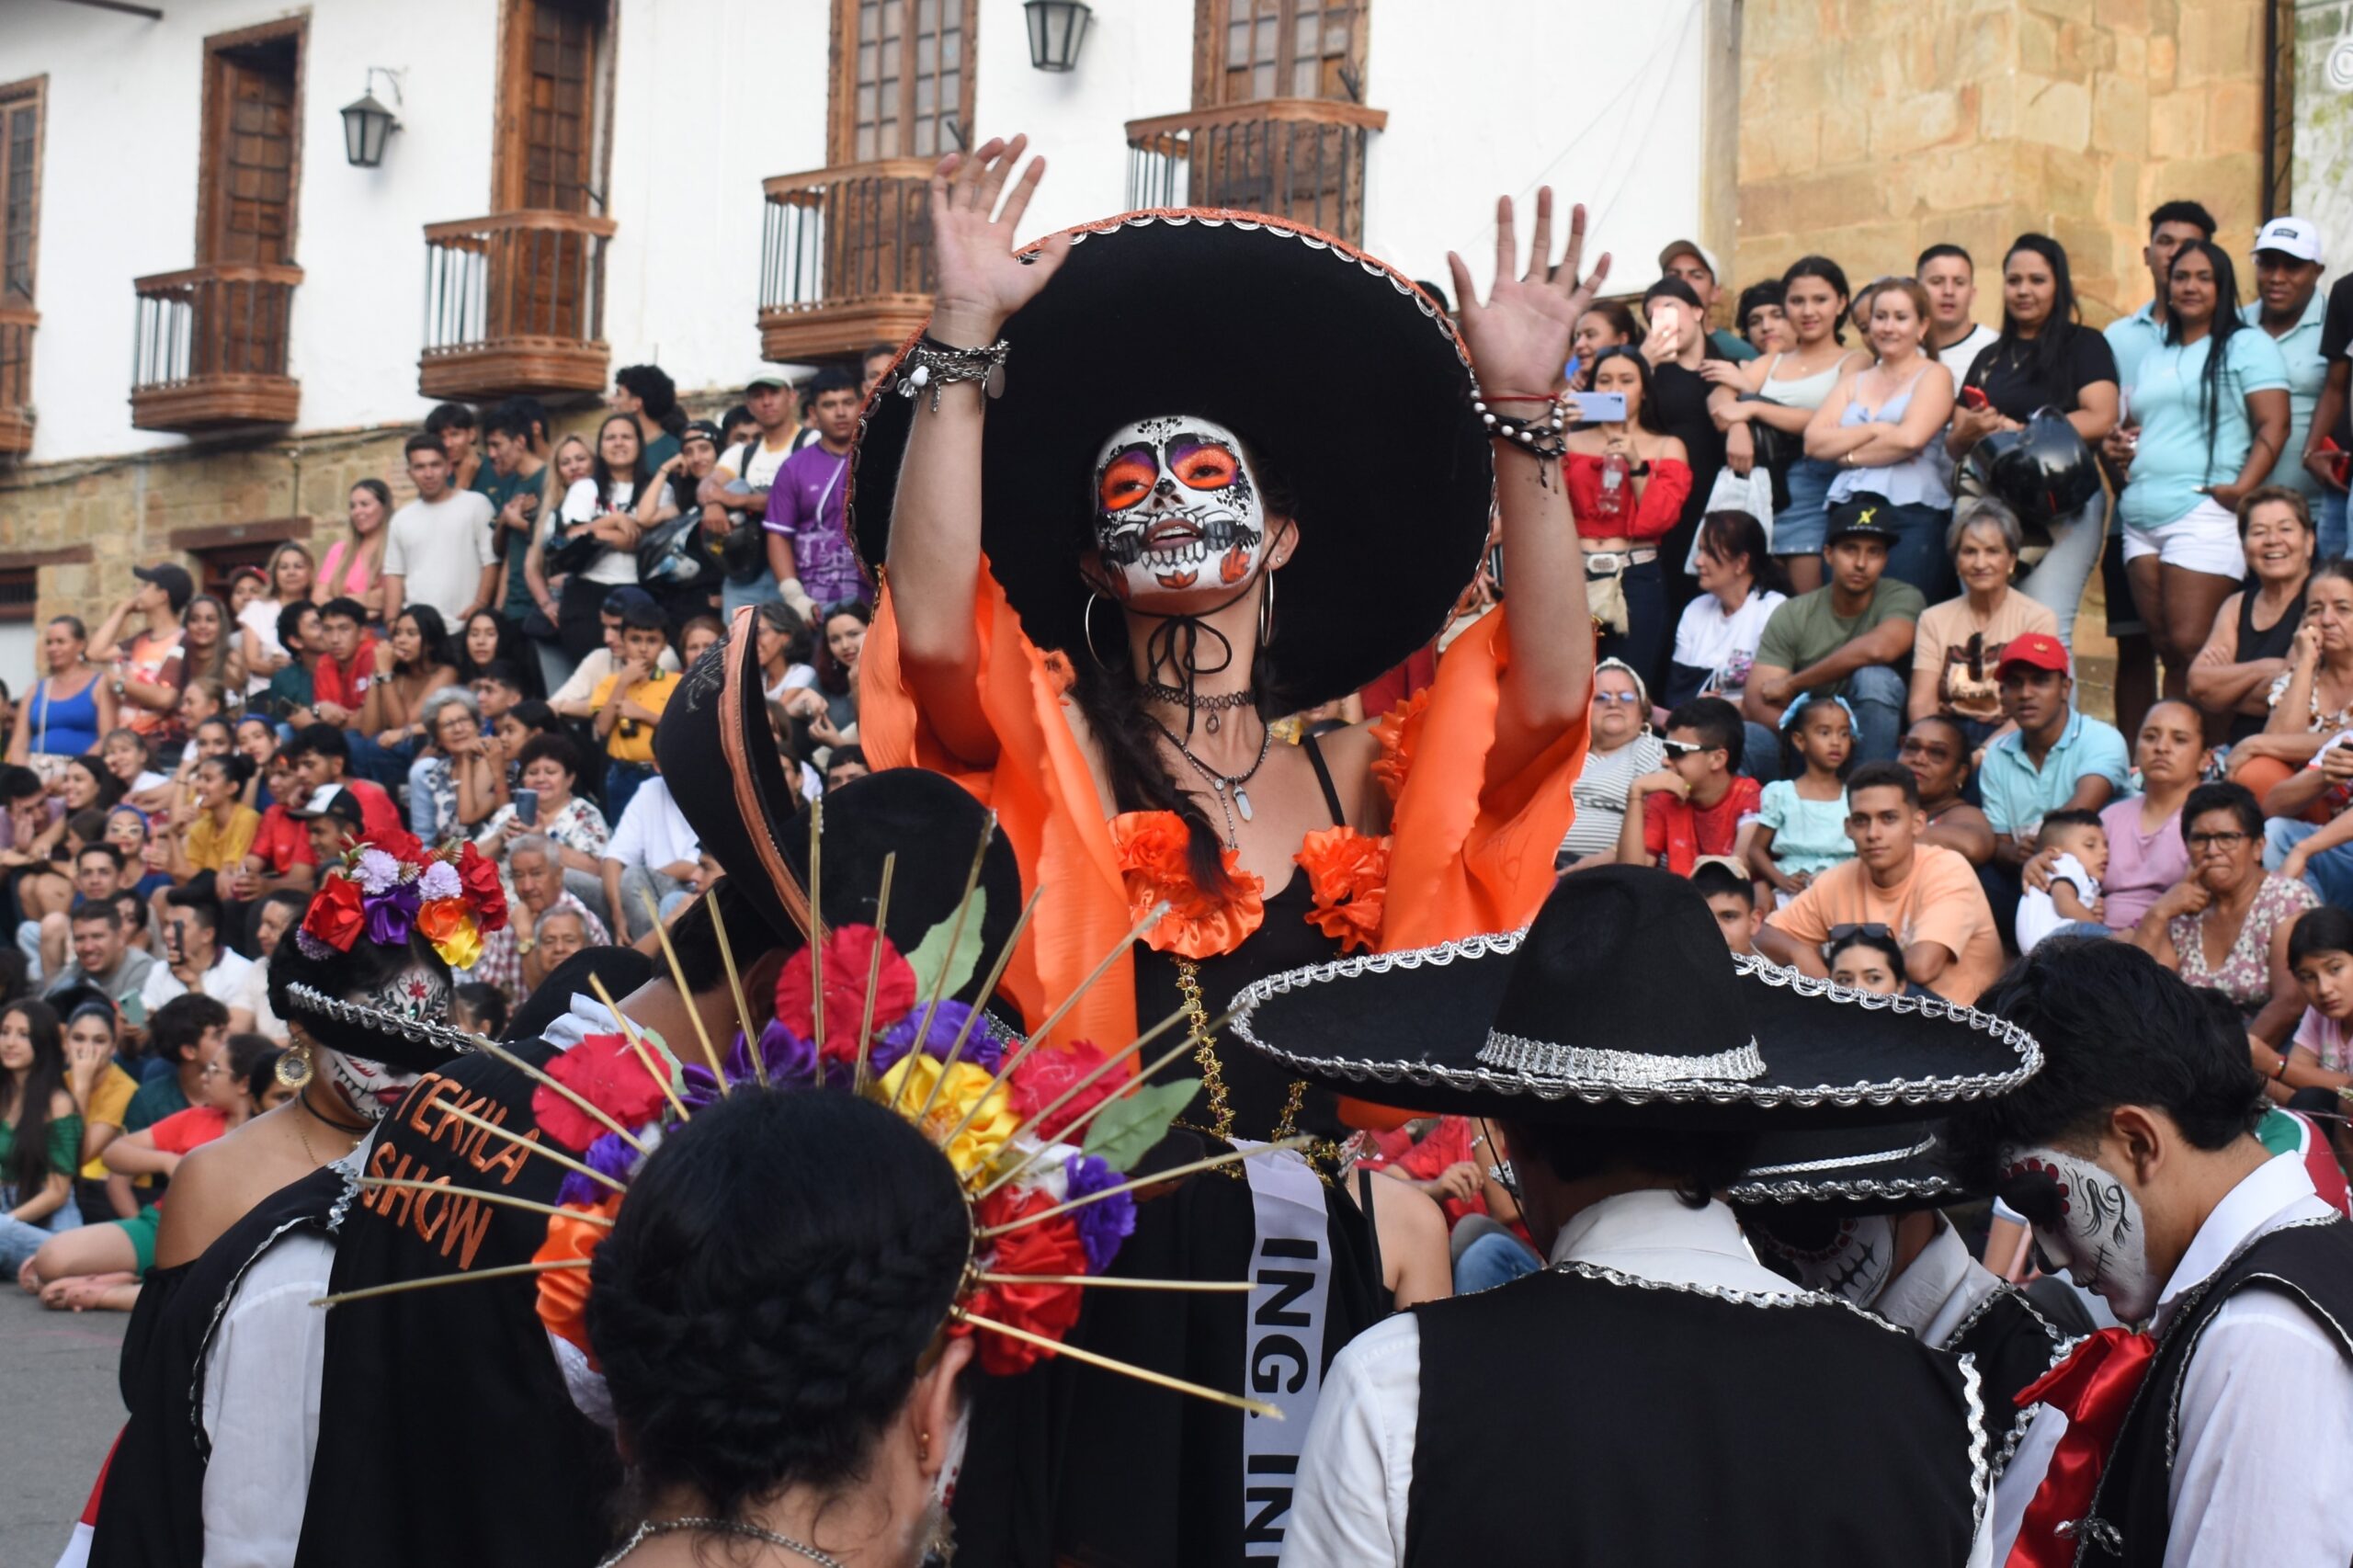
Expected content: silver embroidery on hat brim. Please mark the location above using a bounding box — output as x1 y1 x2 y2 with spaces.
1477 1031 1766 1084
1743 1133 1938 1178
1224 934 2044 1108
1726 1173 1965 1206
286 983 478 1059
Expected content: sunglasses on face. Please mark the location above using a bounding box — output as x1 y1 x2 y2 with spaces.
1593 691 1645 706
1660 738 1714 760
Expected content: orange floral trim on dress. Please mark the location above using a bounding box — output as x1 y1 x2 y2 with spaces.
1295 825 1392 954
1370 686 1433 804
532 1190 623 1363
1111 810 1266 960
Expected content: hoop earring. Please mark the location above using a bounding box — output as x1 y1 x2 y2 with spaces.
1083 592 1119 672
276 1039 314 1089
1257 572 1276 648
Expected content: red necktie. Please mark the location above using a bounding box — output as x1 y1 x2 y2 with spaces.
2005 1325 2159 1567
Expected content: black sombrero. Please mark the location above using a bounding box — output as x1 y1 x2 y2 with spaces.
848 209 1493 713
658 611 1024 996
1226 865 2041 1129
1727 1121 1972 1215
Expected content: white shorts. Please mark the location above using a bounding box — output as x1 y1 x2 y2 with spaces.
2120 495 2245 577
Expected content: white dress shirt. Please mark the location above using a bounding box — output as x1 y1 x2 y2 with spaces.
2148 1153 2353 1568
1282 1190 1993 1567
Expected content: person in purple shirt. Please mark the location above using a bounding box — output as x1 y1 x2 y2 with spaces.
763 367 870 619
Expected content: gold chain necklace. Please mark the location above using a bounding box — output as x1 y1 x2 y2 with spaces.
1171 958 1327 1182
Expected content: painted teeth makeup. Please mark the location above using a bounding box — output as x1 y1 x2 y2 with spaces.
1998 1145 2156 1321
1092 415 1266 601
1751 1213 1898 1308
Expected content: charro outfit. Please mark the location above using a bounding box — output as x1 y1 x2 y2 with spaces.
853 210 1588 1565
1227 866 2046 1566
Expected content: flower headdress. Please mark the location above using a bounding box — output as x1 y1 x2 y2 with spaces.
295 829 510 971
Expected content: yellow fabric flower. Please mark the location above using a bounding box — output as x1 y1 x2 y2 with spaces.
417 897 483 970
877 1053 1020 1178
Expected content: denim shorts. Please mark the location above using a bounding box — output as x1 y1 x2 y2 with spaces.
1773 458 1838 555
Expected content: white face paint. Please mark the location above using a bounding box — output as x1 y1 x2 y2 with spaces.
1751 1213 1898 1307
322 1047 420 1124
1999 1143 2157 1322
1090 415 1267 604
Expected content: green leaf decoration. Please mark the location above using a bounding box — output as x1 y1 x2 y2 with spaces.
1081 1076 1201 1171
902 887 989 1006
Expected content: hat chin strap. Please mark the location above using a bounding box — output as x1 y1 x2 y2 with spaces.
1093 569 1270 744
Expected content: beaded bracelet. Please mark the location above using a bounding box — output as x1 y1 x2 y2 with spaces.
1472 392 1568 459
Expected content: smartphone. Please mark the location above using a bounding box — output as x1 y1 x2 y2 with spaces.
513 787 540 828
1578 391 1628 422
1959 385 1989 412
120 994 147 1028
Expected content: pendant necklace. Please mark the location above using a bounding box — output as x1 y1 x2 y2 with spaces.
1151 716 1273 849
1142 681 1255 735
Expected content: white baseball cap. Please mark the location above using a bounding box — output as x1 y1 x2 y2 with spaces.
2252 217 2325 266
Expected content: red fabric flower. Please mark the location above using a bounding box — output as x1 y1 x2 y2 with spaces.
1010 1039 1121 1142
773 924 917 1060
455 842 509 933
1295 826 1392 954
968 1187 1088 1374
534 1032 671 1152
370 826 426 866
1110 811 1265 960
300 874 367 953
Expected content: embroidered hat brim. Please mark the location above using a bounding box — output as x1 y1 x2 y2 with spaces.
847 209 1494 715
1225 869 2041 1130
1727 1121 1975 1214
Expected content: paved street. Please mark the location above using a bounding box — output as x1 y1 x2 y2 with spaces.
0 1285 126 1568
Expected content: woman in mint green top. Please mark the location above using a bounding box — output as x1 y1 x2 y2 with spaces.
1 997 85 1272
2112 239 2293 689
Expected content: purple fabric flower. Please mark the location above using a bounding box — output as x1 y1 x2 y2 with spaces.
880 1002 1006 1075
354 847 400 895
1063 1153 1136 1274
294 928 335 961
557 1130 641 1207
722 1018 816 1088
363 882 420 946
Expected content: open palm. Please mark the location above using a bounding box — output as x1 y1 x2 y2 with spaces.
927 134 1071 347
1447 190 1612 400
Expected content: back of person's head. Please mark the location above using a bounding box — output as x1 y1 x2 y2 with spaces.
66 807 110 849
2034 808 2104 851
150 992 231 1063
1687 858 1754 908
1845 758 1920 808
1664 696 1743 771
615 364 678 421
2148 199 2218 239
450 982 510 1039
586 1088 971 1518
223 1031 275 1089
1949 938 2263 1185
1505 1118 1760 1211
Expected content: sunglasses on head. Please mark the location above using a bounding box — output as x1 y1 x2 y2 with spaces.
1824 922 1895 948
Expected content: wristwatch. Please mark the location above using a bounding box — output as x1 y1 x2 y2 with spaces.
516 937 537 957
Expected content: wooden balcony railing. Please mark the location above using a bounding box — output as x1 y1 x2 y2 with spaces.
1125 99 1387 245
757 159 936 363
130 263 302 433
419 210 618 400
0 303 32 455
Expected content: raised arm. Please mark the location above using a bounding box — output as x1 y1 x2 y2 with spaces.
883 136 1073 768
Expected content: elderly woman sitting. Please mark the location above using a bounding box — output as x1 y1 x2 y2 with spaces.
2129 780 2316 1052
473 732 610 926
1906 497 2058 745
405 686 507 841
1556 659 1666 871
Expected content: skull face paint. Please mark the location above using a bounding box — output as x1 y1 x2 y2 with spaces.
1998 1144 2156 1322
322 1047 420 1124
1750 1213 1898 1307
1091 415 1266 601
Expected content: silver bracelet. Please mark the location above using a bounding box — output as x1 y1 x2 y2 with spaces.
896 335 1009 412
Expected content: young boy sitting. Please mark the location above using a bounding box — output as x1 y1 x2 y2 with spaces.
1688 858 1761 956
2011 808 2108 953
1617 698 1760 877
589 597 680 822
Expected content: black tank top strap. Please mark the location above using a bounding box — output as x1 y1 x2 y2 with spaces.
1302 730 1347 828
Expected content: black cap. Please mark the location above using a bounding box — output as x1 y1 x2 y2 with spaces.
1825 493 1900 545
133 563 196 613
602 585 660 619
681 418 724 448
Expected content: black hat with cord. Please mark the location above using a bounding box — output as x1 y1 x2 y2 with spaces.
847 209 1494 715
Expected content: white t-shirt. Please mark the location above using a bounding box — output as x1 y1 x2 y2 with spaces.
559 478 643 586
236 597 289 697
2014 850 2100 953
727 435 796 494
551 643 681 710
605 775 699 872
142 947 256 1016
383 488 498 622
1939 323 2002 393
1671 587 1786 699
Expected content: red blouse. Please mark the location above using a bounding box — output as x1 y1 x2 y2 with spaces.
1565 453 1693 544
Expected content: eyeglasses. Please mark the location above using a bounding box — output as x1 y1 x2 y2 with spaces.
2187 831 2252 851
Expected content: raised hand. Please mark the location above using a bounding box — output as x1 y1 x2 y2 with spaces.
1447 190 1612 403
927 134 1071 348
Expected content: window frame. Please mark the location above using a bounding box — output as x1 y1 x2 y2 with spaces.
194 17 307 268
827 0 980 167
0 75 45 306
1189 0 1368 109
491 0 618 215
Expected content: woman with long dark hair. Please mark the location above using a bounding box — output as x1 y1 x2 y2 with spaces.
551 413 672 662
454 607 543 698
1949 233 2122 642
0 997 80 1273
1667 507 1790 710
1567 345 1690 683
355 605 460 783
2112 239 2293 701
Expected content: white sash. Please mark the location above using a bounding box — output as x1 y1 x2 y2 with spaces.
1238 1142 1332 1560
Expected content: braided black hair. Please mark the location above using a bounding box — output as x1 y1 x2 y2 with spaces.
586 1089 969 1521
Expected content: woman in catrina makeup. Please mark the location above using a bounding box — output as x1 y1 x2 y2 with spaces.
855 135 1601 1565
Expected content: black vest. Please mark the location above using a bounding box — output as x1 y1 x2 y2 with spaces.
2071 1216 2353 1568
1941 1281 2070 1483
1404 1263 1985 1567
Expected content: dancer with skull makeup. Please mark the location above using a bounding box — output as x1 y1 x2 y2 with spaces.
85 832 506 1568
856 136 1600 1563
1947 937 2353 1568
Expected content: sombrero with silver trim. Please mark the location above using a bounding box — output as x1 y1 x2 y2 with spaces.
1728 1121 1973 1214
1225 866 2041 1129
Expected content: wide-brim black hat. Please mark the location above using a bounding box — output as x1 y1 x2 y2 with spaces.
1226 866 2040 1129
848 209 1493 713
659 611 1024 992
1726 1121 1972 1216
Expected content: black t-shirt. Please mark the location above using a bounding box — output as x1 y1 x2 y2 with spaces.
2322 273 2353 449
1962 324 2119 422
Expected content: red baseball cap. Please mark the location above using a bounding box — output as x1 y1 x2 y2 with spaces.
1995 631 2070 678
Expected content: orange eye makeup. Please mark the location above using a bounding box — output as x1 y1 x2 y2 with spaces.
1097 446 1159 511
1170 440 1239 491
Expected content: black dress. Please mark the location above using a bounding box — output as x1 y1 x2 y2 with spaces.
1649 357 1730 620
952 736 1384 1568
2228 579 2306 743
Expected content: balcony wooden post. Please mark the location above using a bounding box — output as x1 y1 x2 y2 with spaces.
417 210 617 402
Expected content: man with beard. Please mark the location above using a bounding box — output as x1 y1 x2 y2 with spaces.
1949 937 2353 1567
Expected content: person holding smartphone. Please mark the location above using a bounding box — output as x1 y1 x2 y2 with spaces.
1566 347 1690 685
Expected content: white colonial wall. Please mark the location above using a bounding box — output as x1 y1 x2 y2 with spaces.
1 0 1712 470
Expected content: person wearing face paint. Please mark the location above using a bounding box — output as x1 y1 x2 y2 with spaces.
858 138 1599 1567
1733 1119 2074 1564
1947 937 2353 1568
85 831 495 1568
1233 865 2040 1568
